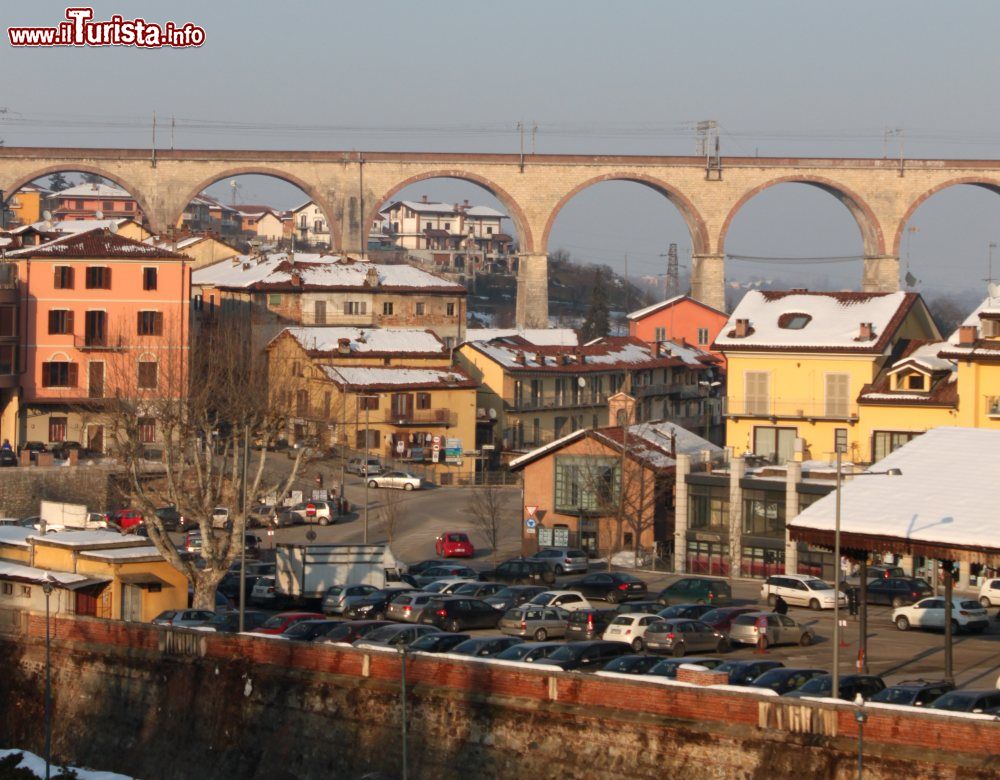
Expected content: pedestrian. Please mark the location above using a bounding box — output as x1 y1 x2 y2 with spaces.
774 595 788 615
0 439 11 452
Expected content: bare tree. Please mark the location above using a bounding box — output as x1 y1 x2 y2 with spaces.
467 482 506 569
97 312 310 608
378 488 403 544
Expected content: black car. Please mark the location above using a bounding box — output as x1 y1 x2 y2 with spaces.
406 559 449 576
218 571 258 603
533 640 628 671
420 597 504 631
714 659 785 686
345 588 420 620
565 572 647 604
783 674 886 701
927 689 1000 714
353 624 440 649
484 585 548 612
449 636 523 658
645 657 726 679
494 641 564 663
600 654 663 675
847 577 933 607
656 603 716 621
452 581 506 599
202 610 269 633
565 608 618 641
869 679 954 707
614 600 662 616
281 619 342 642
319 620 393 645
0 449 18 467
480 558 555 586
406 632 471 654
748 668 827 695
154 505 185 531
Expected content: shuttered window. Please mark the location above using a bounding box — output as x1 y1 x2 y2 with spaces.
825 373 850 418
745 371 770 415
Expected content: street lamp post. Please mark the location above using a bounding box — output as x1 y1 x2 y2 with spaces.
358 394 379 545
397 644 408 780
41 577 55 780
854 693 868 779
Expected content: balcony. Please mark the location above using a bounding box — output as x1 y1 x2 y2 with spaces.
383 408 457 427
636 382 698 399
512 393 611 412
723 396 858 423
74 335 126 352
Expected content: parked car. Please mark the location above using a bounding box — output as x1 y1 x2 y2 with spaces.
434 532 475 558
714 659 785 686
252 612 325 635
728 612 815 649
423 578 479 596
644 657 726 679
978 576 1000 608
22 441 47 462
643 618 728 657
698 607 761 636
493 641 564 663
528 590 592 612
656 577 732 606
347 457 383 476
784 674 886 701
484 585 548 612
420 596 505 632
480 558 556 586
760 574 846 610
499 605 570 641
285 500 334 526
533 640 629 672
602 613 667 652
892 597 990 633
598 654 664 675
452 581 505 599
387 591 437 623
367 471 422 491
0 449 17 467
449 636 524 658
199 610 269 633
152 609 215 628
353 624 440 650
846 563 907 586
345 588 420 620
250 575 276 606
218 571 258 603
869 680 955 707
154 505 185 531
565 572 648 604
322 584 381 615
282 619 342 642
406 632 471 654
50 441 87 460
529 547 589 575
318 620 393 645
747 667 827 695
248 503 276 528
405 559 449 576
656 603 716 621
211 506 230 529
927 689 1000 714
846 577 933 608
413 565 478 588
613 600 662 616
565 608 618 641
110 508 144 531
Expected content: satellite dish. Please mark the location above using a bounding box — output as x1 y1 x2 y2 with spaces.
41 210 52 221
577 377 586 388
989 282 1000 300
488 408 497 420
94 210 104 220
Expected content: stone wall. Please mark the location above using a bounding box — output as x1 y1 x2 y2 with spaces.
0 464 131 518
0 612 996 780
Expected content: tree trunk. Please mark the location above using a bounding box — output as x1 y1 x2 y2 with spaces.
191 568 227 610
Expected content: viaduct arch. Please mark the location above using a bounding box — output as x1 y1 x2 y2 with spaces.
4 147 1000 327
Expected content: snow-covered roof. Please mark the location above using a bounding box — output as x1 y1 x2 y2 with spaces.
886 341 953 373
464 328 578 347
464 205 506 218
275 326 446 355
6 228 187 260
26 218 130 234
789 427 1000 561
380 200 507 219
714 291 921 353
938 293 1000 359
321 365 477 390
0 526 33 547
0 560 93 587
79 545 164 561
626 295 727 320
28 530 148 549
192 253 464 292
55 183 132 199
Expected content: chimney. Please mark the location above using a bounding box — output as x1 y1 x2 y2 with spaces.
535 352 546 365
859 322 874 340
420 195 428 203
735 318 750 338
290 271 302 287
337 338 351 354
365 265 379 287
959 325 978 346
463 199 470 207
515 352 527 365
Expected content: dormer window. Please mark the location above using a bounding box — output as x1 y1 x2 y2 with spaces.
778 312 812 330
905 374 926 391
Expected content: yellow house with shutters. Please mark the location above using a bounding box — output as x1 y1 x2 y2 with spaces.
714 291 940 464
939 293 1000 431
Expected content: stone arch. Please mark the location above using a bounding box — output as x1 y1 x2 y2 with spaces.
718 175 886 257
2 164 155 227
367 170 534 253
540 173 710 255
893 177 1000 256
175 167 340 250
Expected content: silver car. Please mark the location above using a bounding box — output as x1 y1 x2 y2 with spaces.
530 547 589 575
321 583 380 615
499 605 570 641
367 471 422 491
152 609 215 628
387 592 436 623
728 611 816 649
643 618 727 657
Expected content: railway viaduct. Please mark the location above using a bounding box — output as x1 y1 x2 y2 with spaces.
3 146 999 327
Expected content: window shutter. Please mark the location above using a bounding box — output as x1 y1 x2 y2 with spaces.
745 372 769 415
103 268 112 289
825 374 850 417
154 312 164 336
53 267 61 288
41 364 51 388
48 311 58 334
68 363 79 387
136 311 143 335
66 310 74 334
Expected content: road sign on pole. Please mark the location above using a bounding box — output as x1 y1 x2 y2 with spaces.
525 505 538 518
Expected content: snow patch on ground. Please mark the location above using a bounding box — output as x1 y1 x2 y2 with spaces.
0 749 133 779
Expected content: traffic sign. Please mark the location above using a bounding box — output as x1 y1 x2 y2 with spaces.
525 517 537 529
525 505 539 518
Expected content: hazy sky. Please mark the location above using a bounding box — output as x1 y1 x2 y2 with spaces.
5 1 1000 300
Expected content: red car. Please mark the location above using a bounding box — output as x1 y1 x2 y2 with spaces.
435 532 475 558
110 508 144 531
251 611 325 635
698 606 760 634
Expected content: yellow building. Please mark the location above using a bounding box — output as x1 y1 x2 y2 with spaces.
7 184 54 226
267 326 478 464
0 528 188 621
940 295 1000 431
715 291 940 464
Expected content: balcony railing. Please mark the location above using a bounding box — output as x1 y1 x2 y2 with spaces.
382 408 457 427
636 381 696 398
723 396 857 422
74 335 126 352
511 393 613 412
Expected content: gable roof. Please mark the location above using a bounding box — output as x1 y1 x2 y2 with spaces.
858 340 957 407
626 294 727 321
270 326 447 357
6 228 189 260
321 365 478 391
937 292 1000 360
713 290 926 353
464 328 578 347
379 200 508 219
55 183 133 199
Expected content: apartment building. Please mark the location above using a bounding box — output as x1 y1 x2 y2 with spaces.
53 183 141 222
627 294 730 367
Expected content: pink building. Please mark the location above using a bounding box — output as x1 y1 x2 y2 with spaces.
627 295 729 368
53 183 141 222
8 229 190 450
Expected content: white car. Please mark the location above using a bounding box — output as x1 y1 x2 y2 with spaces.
978 577 1000 608
602 612 666 652
525 590 592 612
893 596 990 633
422 578 477 595
367 471 422 491
250 575 276 606
286 500 333 525
759 574 846 610
211 507 230 529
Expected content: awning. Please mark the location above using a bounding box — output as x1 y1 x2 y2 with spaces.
118 573 173 588
62 577 112 591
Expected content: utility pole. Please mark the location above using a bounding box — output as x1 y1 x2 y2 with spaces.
239 423 249 633
151 111 157 168
170 115 175 150
516 121 525 172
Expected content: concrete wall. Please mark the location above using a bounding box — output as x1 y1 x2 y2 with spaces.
0 464 131 518
1 612 996 780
